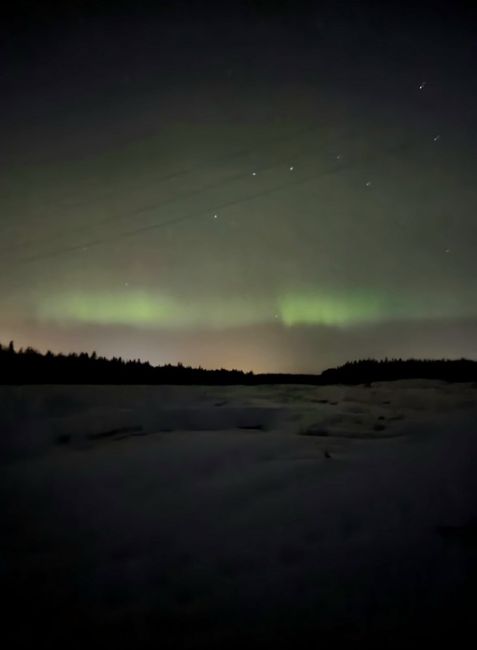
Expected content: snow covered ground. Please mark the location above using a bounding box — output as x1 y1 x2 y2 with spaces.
1 381 477 648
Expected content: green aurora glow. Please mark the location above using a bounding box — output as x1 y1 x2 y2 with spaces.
36 290 477 331
38 291 269 330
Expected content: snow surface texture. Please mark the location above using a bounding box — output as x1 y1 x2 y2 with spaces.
1 381 477 648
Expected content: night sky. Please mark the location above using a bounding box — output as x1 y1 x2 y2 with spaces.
2 0 477 372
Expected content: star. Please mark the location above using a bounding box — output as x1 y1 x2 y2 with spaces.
252 171 257 176
445 248 451 254
213 213 218 219
365 181 372 187
433 134 441 142
419 81 427 90
289 165 294 171
336 154 342 160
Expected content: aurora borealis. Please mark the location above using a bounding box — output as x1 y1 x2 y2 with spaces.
1 1 477 372
37 288 477 331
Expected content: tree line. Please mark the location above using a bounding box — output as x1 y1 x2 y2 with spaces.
1 341 476 385
320 357 477 384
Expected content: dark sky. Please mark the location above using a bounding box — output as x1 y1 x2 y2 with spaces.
1 0 477 372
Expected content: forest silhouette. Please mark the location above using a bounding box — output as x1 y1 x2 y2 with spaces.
1 341 476 385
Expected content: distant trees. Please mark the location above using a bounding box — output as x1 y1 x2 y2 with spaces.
0 342 476 385
320 357 477 384
0 343 251 385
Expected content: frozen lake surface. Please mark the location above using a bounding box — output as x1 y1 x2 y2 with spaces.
2 381 477 648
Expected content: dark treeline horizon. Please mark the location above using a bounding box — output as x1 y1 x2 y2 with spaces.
1 341 477 385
